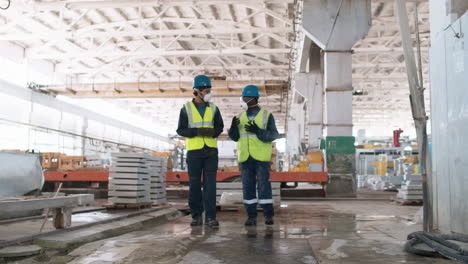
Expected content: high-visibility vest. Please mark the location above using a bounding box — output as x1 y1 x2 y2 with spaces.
184 101 218 151
238 108 272 162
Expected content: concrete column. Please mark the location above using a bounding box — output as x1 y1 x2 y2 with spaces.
323 51 355 196
300 0 371 197
81 117 88 156
286 37 321 158
323 51 353 137
294 45 323 150
286 94 306 158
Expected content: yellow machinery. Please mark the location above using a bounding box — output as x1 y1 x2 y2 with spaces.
290 152 323 172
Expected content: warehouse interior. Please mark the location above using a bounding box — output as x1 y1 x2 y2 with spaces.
0 0 467 263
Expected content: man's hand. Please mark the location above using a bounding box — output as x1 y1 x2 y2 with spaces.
198 128 215 137
230 116 240 129
245 121 260 134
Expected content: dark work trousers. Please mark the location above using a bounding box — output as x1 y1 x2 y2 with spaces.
186 146 218 220
240 157 274 218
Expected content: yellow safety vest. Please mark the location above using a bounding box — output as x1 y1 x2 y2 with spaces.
184 101 218 151
238 108 272 163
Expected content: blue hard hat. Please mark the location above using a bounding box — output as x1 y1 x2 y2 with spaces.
193 75 212 89
242 85 261 97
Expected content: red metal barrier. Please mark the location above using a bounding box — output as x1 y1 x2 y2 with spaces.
45 170 328 184
166 171 328 183
44 170 109 182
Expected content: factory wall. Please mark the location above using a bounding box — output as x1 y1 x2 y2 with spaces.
0 80 173 155
430 9 468 234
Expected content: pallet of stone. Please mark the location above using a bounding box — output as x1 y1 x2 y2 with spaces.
150 178 166 186
109 197 150 204
108 177 149 185
150 187 165 194
110 172 150 180
150 190 167 201
150 193 166 199
150 186 166 192
108 190 149 197
150 176 165 182
111 159 147 165
151 179 165 186
151 198 167 204
108 153 153 205
147 159 164 167
150 186 165 192
111 153 148 158
142 156 167 204
149 166 166 173
109 184 148 191
109 166 149 174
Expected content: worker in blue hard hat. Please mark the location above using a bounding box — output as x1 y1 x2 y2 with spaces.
228 84 279 226
176 75 224 228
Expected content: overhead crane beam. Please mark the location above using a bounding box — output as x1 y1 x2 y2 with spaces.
46 80 288 99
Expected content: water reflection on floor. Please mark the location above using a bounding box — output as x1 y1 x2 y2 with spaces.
67 201 452 264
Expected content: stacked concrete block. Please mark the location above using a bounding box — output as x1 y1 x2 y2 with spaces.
397 175 423 201
147 156 167 205
108 153 151 204
216 182 281 205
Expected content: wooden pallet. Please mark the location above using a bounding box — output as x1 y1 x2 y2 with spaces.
392 197 423 206
104 202 153 210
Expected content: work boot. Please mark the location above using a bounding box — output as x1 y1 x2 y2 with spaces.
265 216 274 226
244 217 257 226
190 215 203 226
205 218 219 227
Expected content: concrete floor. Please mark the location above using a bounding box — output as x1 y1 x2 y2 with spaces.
11 199 454 264
0 210 129 242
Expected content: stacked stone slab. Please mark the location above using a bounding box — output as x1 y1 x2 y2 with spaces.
108 153 150 204
147 156 167 205
397 175 423 201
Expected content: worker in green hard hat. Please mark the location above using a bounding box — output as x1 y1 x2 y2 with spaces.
176 75 224 228
228 84 279 226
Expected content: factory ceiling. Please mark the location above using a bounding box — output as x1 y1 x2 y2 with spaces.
0 0 429 137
